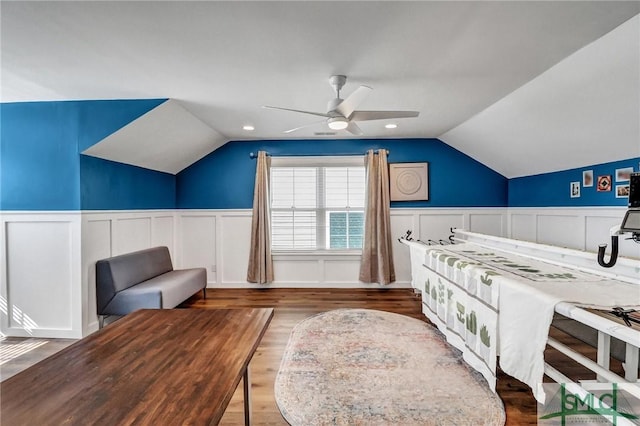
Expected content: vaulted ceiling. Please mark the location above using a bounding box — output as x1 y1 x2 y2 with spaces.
2 2 639 177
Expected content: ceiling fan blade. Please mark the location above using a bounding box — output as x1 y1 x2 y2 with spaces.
350 111 420 121
263 105 330 118
345 121 364 136
335 85 372 118
283 119 327 134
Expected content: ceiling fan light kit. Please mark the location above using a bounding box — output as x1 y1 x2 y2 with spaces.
328 117 349 130
263 75 419 136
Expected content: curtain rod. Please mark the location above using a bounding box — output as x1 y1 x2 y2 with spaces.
249 150 389 159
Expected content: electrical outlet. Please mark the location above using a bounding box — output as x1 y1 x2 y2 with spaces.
211 265 216 273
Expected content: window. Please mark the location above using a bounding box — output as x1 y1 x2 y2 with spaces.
270 156 365 251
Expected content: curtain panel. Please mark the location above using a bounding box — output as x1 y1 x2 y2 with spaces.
247 151 274 284
359 149 396 285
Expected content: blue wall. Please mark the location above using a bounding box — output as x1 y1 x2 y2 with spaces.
3 99 635 211
80 156 175 210
0 99 169 210
509 158 639 207
176 139 508 209
1 102 81 210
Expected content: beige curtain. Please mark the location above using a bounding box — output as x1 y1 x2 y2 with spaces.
359 149 395 285
247 151 274 284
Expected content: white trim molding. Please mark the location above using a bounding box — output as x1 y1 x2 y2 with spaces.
3 205 637 338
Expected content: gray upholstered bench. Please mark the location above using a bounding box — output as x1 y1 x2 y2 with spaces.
96 246 206 328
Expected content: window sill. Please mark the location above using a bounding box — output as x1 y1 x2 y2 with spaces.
273 250 362 261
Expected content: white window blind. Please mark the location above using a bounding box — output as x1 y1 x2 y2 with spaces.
270 156 365 251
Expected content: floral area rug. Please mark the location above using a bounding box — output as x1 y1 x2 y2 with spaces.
275 309 505 426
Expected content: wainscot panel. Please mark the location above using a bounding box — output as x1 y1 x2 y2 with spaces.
178 214 216 284
469 213 504 236
152 216 175 257
418 213 465 242
323 259 362 284
537 214 583 249
510 213 536 242
1 212 82 338
507 207 639 259
81 210 177 335
81 218 111 335
218 213 252 285
114 217 152 255
174 208 507 288
390 212 416 285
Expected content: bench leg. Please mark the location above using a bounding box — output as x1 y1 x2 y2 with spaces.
98 315 105 329
202 288 207 299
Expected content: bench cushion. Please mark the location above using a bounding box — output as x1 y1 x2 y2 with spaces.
96 247 174 313
100 268 206 316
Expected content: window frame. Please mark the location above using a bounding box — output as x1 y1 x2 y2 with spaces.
269 155 365 253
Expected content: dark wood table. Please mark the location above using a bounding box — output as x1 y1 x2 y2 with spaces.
1 308 274 425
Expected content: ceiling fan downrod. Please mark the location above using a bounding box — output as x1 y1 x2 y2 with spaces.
328 75 347 115
329 75 347 99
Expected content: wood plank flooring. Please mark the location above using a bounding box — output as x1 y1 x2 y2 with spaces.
4 288 624 425
1 309 274 425
180 288 622 425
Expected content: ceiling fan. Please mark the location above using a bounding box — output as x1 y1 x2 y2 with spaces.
263 75 419 136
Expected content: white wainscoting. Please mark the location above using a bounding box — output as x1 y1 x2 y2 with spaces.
173 208 507 289
3 206 635 338
0 212 82 338
395 207 506 287
507 207 640 259
81 211 176 335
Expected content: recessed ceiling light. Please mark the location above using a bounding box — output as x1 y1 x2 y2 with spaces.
385 123 397 129
243 125 255 131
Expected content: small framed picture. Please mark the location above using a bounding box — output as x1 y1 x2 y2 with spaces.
616 184 630 198
597 175 612 192
615 167 633 182
582 170 593 187
570 181 580 198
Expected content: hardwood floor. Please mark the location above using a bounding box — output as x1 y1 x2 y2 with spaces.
181 288 579 425
4 288 623 425
1 309 274 425
181 288 427 425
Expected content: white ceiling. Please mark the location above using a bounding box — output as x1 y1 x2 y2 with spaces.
2 1 639 178
442 14 640 178
82 99 226 174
